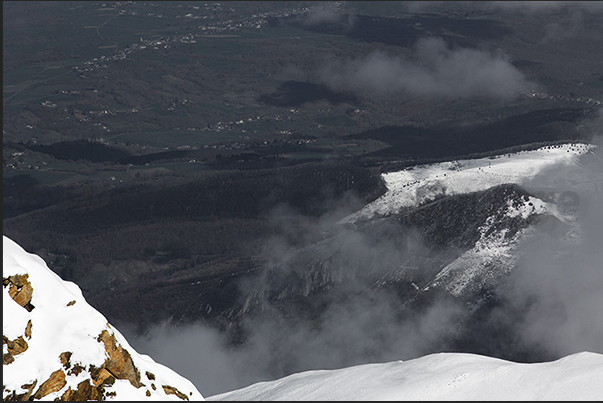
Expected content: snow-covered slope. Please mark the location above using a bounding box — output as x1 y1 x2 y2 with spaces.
2 235 204 401
341 143 594 223
207 351 603 401
424 190 555 298
338 143 596 299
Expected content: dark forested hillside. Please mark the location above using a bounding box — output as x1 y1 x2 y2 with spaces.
348 107 590 163
3 161 386 320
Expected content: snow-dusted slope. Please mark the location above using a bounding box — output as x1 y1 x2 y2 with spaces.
341 143 594 223
425 193 556 297
339 143 595 300
207 351 603 401
2 235 204 401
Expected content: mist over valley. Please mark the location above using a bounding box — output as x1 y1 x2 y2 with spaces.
4 1 603 398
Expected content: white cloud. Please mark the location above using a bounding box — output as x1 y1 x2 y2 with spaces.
318 37 533 100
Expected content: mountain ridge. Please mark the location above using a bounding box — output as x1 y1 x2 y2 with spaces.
3 236 204 401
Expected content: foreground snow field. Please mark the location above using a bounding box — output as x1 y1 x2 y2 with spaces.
207 351 603 401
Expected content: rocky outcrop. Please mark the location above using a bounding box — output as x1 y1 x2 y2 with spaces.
46 327 146 401
3 380 37 401
163 385 190 400
4 274 35 312
3 235 204 401
3 335 29 365
96 328 143 388
3 315 32 366
233 182 568 352
32 370 67 400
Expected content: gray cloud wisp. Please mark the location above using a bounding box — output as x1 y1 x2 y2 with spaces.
504 133 603 357
318 37 534 100
122 117 603 397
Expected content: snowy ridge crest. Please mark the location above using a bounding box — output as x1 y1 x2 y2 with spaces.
341 143 594 223
207 351 603 401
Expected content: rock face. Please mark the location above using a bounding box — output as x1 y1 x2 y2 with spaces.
2 236 204 401
4 274 35 312
239 184 553 312
223 182 574 366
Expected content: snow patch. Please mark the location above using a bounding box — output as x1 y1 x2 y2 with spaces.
206 351 603 401
341 143 594 224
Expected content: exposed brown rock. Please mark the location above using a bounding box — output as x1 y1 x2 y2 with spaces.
3 335 29 365
5 335 29 355
20 381 37 401
60 388 74 401
58 365 113 401
2 322 32 365
61 379 101 401
4 352 15 365
32 369 66 399
59 351 72 369
66 300 76 306
92 368 116 388
162 385 189 401
5 274 35 312
4 380 37 400
24 320 32 340
146 390 152 397
67 363 85 376
97 329 143 388
146 371 156 380
89 364 100 379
